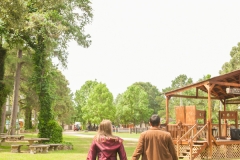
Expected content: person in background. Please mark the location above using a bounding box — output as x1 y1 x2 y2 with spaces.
131 114 178 160
86 120 127 160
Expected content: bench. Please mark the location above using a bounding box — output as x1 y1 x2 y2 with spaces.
29 144 50 154
0 133 7 135
48 144 62 151
2 135 25 141
1 137 6 142
11 144 23 153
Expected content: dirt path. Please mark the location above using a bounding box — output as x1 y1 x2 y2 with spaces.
63 130 139 142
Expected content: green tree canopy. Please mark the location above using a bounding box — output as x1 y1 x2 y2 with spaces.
82 82 115 124
116 84 151 126
74 80 99 125
220 42 240 75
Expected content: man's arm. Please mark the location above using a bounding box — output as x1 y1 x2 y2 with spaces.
131 133 144 160
167 135 178 160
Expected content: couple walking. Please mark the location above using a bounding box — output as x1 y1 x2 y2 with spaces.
86 114 178 160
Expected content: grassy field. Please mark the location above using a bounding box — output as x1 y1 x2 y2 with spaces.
0 131 139 160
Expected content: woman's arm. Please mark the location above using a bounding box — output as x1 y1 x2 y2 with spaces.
86 140 97 160
118 142 127 160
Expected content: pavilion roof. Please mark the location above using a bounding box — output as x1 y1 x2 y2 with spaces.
164 69 240 104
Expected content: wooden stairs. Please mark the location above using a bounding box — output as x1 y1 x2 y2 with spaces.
178 141 208 160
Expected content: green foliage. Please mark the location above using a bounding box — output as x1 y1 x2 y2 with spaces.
116 84 151 125
33 48 54 138
82 82 115 124
0 47 8 130
40 120 63 143
50 67 74 125
220 42 240 74
0 0 93 140
74 80 98 124
133 82 163 114
24 106 33 130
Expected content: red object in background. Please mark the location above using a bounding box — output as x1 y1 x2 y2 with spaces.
74 125 80 131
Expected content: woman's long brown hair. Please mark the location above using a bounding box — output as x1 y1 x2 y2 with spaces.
95 120 114 142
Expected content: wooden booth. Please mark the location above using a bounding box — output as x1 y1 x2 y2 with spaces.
164 70 240 160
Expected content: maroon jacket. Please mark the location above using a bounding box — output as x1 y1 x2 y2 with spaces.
86 136 127 160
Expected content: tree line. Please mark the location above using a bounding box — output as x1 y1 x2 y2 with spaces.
1 0 240 137
74 41 240 128
0 0 93 142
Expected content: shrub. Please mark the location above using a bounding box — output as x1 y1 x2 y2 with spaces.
45 120 63 143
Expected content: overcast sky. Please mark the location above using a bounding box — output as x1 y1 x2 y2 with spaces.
60 1 240 98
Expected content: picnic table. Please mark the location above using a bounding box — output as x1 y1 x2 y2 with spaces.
0 133 7 135
1 135 24 142
23 138 50 145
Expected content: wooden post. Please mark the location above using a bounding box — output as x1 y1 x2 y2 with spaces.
205 84 214 159
166 96 170 131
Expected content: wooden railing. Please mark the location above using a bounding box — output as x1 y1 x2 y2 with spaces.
176 124 197 157
174 123 209 159
177 124 197 142
168 123 196 140
188 122 208 160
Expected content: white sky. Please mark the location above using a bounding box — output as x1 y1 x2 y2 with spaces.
61 1 240 98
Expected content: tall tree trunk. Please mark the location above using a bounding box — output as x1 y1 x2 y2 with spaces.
10 49 22 135
0 103 6 133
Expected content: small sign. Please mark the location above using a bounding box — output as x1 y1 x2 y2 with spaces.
226 88 240 94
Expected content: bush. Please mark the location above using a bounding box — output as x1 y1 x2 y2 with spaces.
46 120 63 143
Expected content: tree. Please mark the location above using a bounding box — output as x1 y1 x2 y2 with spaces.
51 68 74 127
0 46 8 132
19 56 38 130
22 0 93 139
220 42 240 75
114 94 123 126
133 82 163 114
74 80 98 129
0 0 93 137
0 0 28 134
82 82 115 124
116 84 151 126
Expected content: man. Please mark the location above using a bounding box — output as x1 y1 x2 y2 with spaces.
131 114 178 160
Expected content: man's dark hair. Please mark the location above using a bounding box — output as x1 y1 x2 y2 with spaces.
149 114 160 126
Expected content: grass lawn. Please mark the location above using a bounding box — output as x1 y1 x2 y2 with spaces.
0 132 139 160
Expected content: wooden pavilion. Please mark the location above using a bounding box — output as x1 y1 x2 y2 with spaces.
164 69 240 160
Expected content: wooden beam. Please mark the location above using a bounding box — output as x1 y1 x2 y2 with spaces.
165 81 209 96
211 81 240 87
170 94 219 99
226 100 240 104
219 99 225 105
210 70 240 82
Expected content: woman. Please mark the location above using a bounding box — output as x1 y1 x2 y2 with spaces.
86 120 127 160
